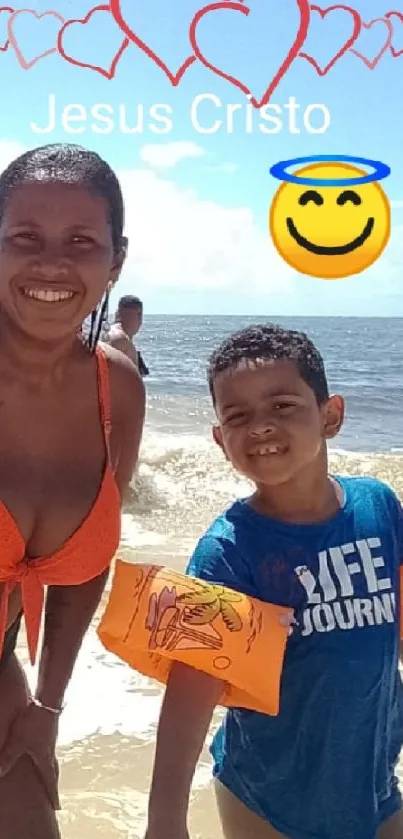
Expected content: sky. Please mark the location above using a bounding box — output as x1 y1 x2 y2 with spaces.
0 0 402 316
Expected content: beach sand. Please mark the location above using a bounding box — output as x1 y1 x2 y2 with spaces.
58 734 222 839
52 582 224 839
17 450 403 838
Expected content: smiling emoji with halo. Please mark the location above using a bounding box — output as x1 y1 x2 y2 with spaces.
269 157 391 280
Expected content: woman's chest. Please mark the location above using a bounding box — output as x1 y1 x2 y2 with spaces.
0 387 116 557
0 455 108 559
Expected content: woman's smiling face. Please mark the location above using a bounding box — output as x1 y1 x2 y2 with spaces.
0 180 124 342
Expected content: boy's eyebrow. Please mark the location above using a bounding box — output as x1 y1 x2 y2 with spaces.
220 391 302 411
263 389 303 399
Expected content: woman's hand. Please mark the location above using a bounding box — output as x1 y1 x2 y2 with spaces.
0 701 60 808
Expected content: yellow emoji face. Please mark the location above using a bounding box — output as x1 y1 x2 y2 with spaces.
269 162 390 279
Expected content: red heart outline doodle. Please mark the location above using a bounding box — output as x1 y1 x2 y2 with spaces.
0 7 13 52
57 5 130 79
385 11 403 58
299 5 361 75
349 16 393 69
189 0 311 108
8 9 64 69
109 0 196 85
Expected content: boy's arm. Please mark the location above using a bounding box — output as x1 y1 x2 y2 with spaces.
147 663 222 836
146 530 254 837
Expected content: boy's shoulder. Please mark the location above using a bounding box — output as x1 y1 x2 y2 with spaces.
203 499 245 542
186 500 256 589
191 499 256 561
337 473 400 506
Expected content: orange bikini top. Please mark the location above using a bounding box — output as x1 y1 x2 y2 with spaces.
0 346 121 665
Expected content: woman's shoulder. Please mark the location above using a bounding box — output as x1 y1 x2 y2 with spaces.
99 339 137 370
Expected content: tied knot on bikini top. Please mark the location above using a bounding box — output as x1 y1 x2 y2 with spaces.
14 558 30 582
0 346 121 666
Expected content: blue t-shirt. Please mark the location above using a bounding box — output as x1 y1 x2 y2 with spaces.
186 476 403 839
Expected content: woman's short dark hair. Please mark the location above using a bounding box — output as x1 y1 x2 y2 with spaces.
0 142 124 252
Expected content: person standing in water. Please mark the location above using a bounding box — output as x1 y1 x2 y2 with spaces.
0 142 145 838
108 295 149 376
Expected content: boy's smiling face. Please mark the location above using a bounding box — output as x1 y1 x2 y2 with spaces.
212 359 344 488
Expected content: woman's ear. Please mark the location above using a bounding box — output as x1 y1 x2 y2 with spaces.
110 237 128 284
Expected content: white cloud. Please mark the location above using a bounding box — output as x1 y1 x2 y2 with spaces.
118 166 296 295
117 168 403 301
206 162 239 174
391 200 403 209
139 141 205 169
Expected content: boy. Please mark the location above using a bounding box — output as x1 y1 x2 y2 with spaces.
145 324 403 839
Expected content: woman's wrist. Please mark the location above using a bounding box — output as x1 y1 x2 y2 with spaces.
30 695 65 716
34 667 67 711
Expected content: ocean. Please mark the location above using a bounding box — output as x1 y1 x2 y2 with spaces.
22 315 403 838
140 314 403 450
126 315 403 557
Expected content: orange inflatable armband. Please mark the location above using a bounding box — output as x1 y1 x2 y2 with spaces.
98 560 294 716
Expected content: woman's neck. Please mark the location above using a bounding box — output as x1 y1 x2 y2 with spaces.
0 314 83 386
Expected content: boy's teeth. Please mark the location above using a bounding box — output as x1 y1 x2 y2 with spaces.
259 445 280 454
23 288 74 303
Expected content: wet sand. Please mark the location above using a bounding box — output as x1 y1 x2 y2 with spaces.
58 733 222 839
18 568 224 839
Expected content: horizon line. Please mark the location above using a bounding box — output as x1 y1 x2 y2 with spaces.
140 313 403 319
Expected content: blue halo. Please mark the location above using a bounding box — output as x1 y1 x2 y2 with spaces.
269 155 390 187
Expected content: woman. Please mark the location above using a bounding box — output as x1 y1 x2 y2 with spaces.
0 143 145 837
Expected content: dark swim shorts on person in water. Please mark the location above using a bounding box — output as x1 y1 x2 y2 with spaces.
138 351 149 377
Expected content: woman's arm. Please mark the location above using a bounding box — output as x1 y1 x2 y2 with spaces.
36 353 146 710
35 571 108 709
109 349 146 498
147 662 223 836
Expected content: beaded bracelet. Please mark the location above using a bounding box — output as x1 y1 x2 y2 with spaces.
30 696 64 716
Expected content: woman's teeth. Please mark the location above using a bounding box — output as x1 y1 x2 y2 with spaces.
23 288 75 303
